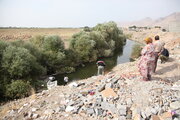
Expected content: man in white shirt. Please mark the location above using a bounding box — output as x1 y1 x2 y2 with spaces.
153 35 165 73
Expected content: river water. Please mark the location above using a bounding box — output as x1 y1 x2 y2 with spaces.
56 39 138 84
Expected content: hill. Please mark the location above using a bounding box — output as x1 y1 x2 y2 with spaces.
117 12 180 28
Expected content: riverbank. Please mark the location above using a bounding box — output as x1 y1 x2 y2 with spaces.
0 30 180 120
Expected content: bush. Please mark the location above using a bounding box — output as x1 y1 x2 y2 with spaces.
131 44 142 59
70 21 126 62
2 46 45 79
5 80 31 99
70 32 96 62
43 35 64 52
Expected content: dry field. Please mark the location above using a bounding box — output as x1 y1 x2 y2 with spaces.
0 28 82 48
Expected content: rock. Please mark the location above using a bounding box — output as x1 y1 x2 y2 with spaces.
101 102 117 114
159 112 172 120
117 105 127 116
145 107 152 118
101 88 118 98
126 98 133 107
18 106 23 113
68 100 75 106
56 106 66 113
119 116 126 120
68 82 78 88
119 109 126 116
65 106 75 112
32 113 39 119
95 108 104 116
27 112 33 118
141 111 147 119
105 83 113 89
151 108 158 115
126 114 132 119
173 118 179 120
133 114 142 120
44 109 55 115
170 101 180 110
98 84 105 92
86 108 95 115
31 108 38 112
151 115 160 120
78 82 85 87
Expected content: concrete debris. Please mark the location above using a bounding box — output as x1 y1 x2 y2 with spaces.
2 62 180 120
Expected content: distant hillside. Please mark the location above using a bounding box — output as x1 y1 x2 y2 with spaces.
117 12 180 28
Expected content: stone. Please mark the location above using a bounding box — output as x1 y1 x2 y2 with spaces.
98 84 105 92
78 82 85 87
117 105 127 116
119 116 126 120
44 109 55 115
105 83 113 89
133 114 142 120
18 106 23 113
126 98 133 106
86 108 95 115
101 88 118 98
68 82 78 88
31 108 38 112
101 102 117 114
126 114 132 119
145 107 152 118
171 80 180 91
27 112 33 118
141 111 147 119
56 106 66 113
32 113 39 119
159 112 172 120
170 101 180 110
151 108 158 115
68 101 75 106
65 106 75 112
95 108 104 116
173 118 179 120
119 109 126 116
151 115 160 120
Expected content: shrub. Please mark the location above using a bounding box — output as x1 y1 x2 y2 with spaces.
30 35 45 47
2 46 45 79
43 35 64 52
131 44 142 59
5 80 31 99
70 32 96 62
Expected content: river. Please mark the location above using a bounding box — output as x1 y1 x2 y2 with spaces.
56 39 138 85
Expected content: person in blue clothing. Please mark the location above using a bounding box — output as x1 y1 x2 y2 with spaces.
159 48 169 63
96 60 106 75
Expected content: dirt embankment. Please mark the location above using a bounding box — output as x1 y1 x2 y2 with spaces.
0 29 180 120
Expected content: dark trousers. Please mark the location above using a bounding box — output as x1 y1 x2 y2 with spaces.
154 52 159 72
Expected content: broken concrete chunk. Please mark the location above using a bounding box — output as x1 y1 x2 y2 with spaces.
98 84 105 92
101 88 118 98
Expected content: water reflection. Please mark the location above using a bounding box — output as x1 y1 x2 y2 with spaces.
56 39 137 84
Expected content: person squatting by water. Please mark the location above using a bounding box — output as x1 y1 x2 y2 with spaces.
64 76 68 86
153 35 165 73
96 60 106 75
138 37 155 81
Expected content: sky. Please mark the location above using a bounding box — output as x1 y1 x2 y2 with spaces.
0 0 180 28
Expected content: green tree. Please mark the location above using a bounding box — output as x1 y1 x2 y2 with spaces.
2 46 45 79
43 35 65 52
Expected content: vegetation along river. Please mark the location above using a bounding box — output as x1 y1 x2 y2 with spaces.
56 39 139 84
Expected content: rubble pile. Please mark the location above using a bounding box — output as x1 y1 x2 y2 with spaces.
2 72 180 120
